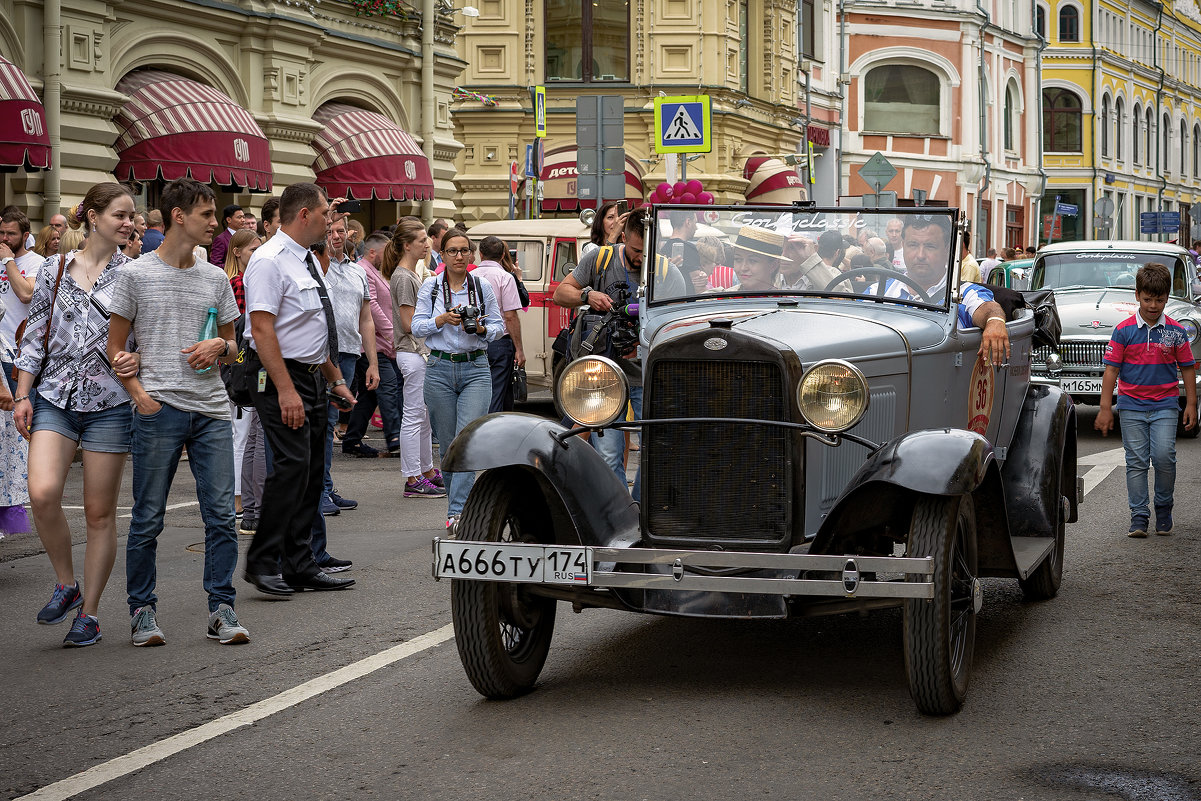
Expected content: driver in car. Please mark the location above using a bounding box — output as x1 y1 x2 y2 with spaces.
869 216 1011 366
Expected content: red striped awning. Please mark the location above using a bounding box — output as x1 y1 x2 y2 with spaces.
311 102 433 201
743 157 806 205
0 53 50 171
113 70 272 190
539 145 644 212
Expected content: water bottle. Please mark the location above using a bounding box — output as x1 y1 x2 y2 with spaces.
195 307 219 374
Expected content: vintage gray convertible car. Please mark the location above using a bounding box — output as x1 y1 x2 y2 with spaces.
1029 240 1201 437
434 205 1078 715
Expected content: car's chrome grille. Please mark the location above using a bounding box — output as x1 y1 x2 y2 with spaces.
644 360 789 542
1034 341 1107 368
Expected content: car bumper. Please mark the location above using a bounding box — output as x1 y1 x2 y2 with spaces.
433 539 935 600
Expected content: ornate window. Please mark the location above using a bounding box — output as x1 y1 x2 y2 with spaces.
1043 88 1082 152
1036 4 1047 39
1115 97 1124 163
864 64 941 136
1059 6 1080 43
1133 103 1141 164
1004 80 1019 151
1100 95 1110 158
544 0 629 83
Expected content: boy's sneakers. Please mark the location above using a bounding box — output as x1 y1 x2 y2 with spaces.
405 478 447 498
130 606 166 646
239 518 258 535
329 491 357 510
63 611 101 647
37 581 83 624
206 604 250 644
1128 517 1149 538
1155 506 1173 536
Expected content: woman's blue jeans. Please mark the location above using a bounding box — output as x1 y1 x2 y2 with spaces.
423 354 491 518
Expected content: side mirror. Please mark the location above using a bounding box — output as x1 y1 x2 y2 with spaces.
579 208 596 227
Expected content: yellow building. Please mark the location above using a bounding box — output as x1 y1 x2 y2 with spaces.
452 0 833 222
1040 0 1201 241
0 0 466 229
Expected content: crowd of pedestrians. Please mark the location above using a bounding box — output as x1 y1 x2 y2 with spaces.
2 177 529 648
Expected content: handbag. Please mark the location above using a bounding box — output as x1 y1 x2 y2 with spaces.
11 253 66 384
511 363 528 403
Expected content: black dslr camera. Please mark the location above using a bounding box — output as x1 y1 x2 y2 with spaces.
453 304 481 335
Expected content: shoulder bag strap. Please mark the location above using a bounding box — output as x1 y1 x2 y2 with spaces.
44 253 66 353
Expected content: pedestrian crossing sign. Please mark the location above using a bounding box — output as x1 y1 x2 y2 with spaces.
654 95 711 154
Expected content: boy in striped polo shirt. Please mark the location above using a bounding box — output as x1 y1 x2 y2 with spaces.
1096 263 1197 537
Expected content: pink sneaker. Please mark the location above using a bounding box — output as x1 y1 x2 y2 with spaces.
405 478 447 498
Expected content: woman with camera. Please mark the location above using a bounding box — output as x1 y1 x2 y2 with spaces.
411 229 504 532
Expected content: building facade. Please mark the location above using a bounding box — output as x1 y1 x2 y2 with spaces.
1040 0 1201 243
0 0 466 230
452 0 838 221
837 0 1045 252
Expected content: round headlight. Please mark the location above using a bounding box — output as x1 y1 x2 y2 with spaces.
1180 318 1200 343
557 356 629 427
797 360 869 432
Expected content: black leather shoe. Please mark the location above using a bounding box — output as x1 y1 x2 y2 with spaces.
243 571 294 597
286 572 356 591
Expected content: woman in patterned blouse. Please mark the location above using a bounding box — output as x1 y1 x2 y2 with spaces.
12 183 143 648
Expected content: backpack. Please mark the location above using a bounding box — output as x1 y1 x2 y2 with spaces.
220 314 253 409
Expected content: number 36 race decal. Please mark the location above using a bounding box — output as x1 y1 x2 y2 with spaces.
968 353 995 435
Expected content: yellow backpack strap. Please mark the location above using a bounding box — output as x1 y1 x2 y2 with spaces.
654 253 670 281
596 245 615 275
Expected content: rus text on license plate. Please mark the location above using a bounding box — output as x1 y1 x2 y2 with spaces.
1061 377 1103 394
435 541 591 585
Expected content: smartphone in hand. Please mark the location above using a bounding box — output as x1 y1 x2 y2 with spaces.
327 391 353 411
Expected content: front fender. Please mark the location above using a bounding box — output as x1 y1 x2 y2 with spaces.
1001 383 1077 534
847 427 995 496
442 413 640 548
810 428 998 555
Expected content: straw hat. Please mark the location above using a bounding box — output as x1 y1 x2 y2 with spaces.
730 226 792 262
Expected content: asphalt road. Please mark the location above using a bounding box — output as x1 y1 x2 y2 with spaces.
2 405 1200 801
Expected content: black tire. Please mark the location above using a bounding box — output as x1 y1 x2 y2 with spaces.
551 357 567 421
1018 482 1067 601
904 494 979 716
450 472 557 699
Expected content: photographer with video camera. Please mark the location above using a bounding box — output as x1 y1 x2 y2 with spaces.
411 229 504 533
552 211 687 500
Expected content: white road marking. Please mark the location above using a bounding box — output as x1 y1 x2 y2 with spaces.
62 502 200 517
1078 446 1126 498
16 623 456 801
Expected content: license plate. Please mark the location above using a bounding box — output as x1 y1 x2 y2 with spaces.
434 541 591 585
1061 377 1102 394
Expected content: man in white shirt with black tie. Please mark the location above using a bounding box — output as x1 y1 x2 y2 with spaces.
241 183 357 596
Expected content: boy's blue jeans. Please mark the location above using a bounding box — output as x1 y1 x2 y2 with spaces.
1119 406 1178 521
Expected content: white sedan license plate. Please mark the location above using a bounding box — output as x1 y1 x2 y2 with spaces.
1061 377 1102 394
435 541 591 585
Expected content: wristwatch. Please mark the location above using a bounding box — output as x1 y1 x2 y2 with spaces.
329 378 347 388
580 287 592 306
1 257 14 267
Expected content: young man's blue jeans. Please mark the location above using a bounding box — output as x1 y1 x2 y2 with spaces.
424 354 491 518
1119 406 1179 521
127 402 238 615
591 384 643 502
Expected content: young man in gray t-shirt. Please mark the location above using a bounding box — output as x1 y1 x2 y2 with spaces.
106 179 248 648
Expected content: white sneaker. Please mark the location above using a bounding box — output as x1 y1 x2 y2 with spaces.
206 604 250 644
445 517 458 539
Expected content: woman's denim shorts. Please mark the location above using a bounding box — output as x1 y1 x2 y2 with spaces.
31 392 133 453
